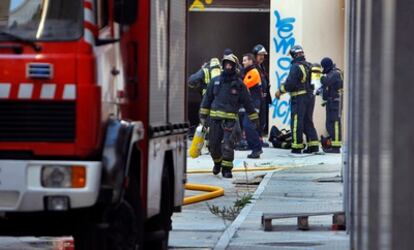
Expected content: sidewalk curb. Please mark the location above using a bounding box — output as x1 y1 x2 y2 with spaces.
214 171 275 250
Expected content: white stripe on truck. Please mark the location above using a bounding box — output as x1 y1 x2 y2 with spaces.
40 84 56 99
84 8 95 24
63 84 76 100
0 83 11 98
18 83 33 99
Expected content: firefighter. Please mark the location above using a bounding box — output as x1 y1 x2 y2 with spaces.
187 57 222 95
319 57 343 153
187 58 221 155
252 44 271 142
241 53 263 158
199 54 259 178
275 45 319 154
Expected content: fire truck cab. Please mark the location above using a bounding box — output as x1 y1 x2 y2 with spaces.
0 0 188 249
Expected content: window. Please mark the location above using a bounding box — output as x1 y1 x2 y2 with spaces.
0 0 83 41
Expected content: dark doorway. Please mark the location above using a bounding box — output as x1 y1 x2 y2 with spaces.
187 10 270 129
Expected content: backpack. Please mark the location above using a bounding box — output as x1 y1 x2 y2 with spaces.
297 61 316 92
269 125 292 149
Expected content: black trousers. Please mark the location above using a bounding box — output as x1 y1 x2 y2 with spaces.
290 94 319 149
259 97 268 136
326 100 342 148
208 119 239 170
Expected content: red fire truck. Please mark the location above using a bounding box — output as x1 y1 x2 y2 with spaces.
0 0 188 249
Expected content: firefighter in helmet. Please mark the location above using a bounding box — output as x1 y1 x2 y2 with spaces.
252 44 272 139
319 57 343 153
275 45 319 154
188 57 222 95
199 54 259 178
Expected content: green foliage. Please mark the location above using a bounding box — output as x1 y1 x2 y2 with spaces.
207 193 253 221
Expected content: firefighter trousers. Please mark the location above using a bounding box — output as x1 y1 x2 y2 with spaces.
208 119 240 170
259 97 268 135
242 112 262 153
290 94 319 149
326 100 342 148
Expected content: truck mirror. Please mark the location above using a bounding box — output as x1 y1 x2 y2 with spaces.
114 0 138 25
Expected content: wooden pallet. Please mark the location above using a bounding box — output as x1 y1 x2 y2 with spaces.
261 211 346 231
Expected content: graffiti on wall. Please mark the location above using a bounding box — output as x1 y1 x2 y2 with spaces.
270 10 297 126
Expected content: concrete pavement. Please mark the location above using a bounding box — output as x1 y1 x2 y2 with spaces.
170 147 349 250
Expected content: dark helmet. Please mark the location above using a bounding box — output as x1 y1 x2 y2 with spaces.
321 57 334 73
289 45 304 58
223 48 233 56
252 44 268 56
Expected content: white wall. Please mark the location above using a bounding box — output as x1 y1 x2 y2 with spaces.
269 0 345 136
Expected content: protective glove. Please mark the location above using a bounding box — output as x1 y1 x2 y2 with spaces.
275 90 282 99
199 114 208 126
315 87 323 96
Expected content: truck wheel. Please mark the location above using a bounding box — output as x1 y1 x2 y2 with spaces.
105 200 140 250
74 201 139 250
74 153 143 250
145 165 173 250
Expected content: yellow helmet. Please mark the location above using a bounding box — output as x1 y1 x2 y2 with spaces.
222 54 238 66
209 57 221 68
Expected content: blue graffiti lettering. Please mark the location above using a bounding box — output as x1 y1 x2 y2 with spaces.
273 37 295 56
277 57 291 71
271 10 297 126
274 11 296 38
271 98 291 125
275 70 288 89
273 10 296 54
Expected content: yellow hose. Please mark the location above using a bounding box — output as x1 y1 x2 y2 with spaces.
183 183 224 205
183 166 286 205
187 166 284 174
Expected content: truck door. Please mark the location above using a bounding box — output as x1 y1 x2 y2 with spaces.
95 0 126 119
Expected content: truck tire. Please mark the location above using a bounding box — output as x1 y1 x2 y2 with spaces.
144 163 174 250
74 149 143 250
73 201 140 250
105 200 140 250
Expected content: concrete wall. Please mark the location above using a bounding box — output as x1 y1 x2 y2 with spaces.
347 0 414 249
269 0 345 137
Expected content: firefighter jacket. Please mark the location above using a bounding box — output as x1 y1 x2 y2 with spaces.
242 65 262 109
280 56 313 97
321 67 343 101
188 59 221 95
256 63 272 105
200 72 259 121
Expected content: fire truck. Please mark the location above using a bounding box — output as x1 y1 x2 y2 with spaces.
0 0 188 249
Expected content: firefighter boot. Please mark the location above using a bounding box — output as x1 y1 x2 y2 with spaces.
321 135 332 150
247 150 263 159
222 168 233 178
212 163 221 175
323 147 341 154
291 149 302 154
303 146 319 154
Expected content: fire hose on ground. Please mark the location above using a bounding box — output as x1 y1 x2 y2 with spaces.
183 183 224 205
183 166 285 205
184 128 287 205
